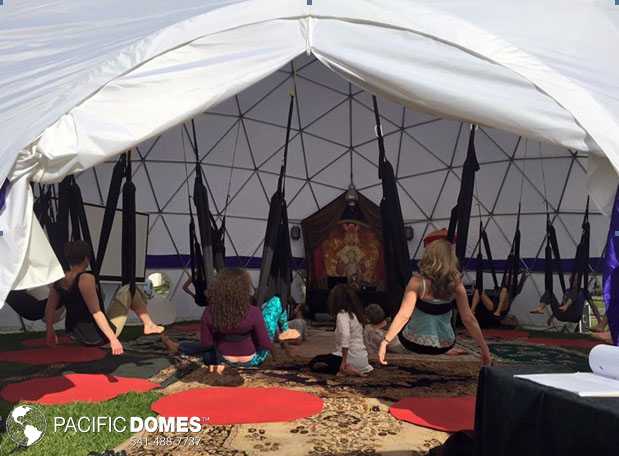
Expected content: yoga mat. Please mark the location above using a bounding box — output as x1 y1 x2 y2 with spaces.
0 346 106 365
0 373 159 404
389 396 476 432
174 322 201 333
22 335 74 348
527 337 598 349
152 387 323 425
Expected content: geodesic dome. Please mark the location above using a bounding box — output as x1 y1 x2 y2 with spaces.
39 56 607 327
1 0 618 330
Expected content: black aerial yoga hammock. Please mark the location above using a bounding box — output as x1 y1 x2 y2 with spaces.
33 184 65 264
548 198 591 323
448 125 480 261
7 176 98 322
473 206 527 325
211 118 241 272
121 152 137 295
188 119 216 283
96 154 126 277
93 151 137 296
8 185 65 323
255 94 294 310
6 290 48 321
181 126 208 307
189 194 208 307
537 213 563 313
211 211 226 272
56 175 98 271
372 96 411 317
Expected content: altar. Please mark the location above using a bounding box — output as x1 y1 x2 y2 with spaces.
301 190 388 316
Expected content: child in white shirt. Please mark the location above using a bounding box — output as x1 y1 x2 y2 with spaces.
308 284 373 376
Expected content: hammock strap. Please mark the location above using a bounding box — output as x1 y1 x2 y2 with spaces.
95 154 126 276
121 151 137 295
372 95 386 178
181 124 207 305
480 226 499 289
278 94 295 196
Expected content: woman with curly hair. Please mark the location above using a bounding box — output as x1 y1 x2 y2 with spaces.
163 268 298 371
308 284 373 376
378 234 491 366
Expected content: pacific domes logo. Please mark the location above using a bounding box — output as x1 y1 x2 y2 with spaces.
5 404 47 447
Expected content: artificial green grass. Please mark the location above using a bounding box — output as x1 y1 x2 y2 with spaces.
0 391 161 456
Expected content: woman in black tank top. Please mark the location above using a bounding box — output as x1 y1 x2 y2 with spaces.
45 241 165 354
53 271 113 347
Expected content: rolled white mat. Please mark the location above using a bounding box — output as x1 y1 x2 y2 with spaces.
589 344 619 380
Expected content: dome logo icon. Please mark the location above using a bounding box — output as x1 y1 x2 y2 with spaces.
5 405 47 447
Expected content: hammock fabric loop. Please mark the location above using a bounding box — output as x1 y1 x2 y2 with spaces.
256 95 295 310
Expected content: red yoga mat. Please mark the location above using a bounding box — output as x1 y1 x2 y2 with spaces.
152 387 323 425
22 335 74 348
174 322 201 333
527 337 598 349
0 346 105 365
390 396 476 432
0 373 159 405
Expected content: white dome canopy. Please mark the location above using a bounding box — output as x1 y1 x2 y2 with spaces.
0 0 617 325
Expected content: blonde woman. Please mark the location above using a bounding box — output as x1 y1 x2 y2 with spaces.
379 234 491 366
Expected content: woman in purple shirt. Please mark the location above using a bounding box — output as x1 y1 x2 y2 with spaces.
163 268 298 371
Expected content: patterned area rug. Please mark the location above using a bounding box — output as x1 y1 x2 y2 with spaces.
116 328 484 455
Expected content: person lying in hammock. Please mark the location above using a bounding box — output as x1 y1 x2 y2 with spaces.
474 278 515 318
162 268 299 372
379 237 491 366
45 240 165 354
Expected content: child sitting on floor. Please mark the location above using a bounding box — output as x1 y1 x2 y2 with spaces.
363 304 406 359
308 284 373 376
287 302 308 343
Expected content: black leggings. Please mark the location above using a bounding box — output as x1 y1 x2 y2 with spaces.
309 354 343 374
398 333 455 355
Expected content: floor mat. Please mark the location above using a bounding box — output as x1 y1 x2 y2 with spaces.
0 373 159 404
0 346 106 365
151 387 324 425
526 337 599 350
390 396 476 432
489 343 589 371
173 322 201 333
482 329 529 340
122 395 442 456
22 335 74 347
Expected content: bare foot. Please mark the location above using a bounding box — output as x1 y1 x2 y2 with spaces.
160 334 179 353
207 364 228 374
277 329 301 342
446 347 467 356
493 311 502 317
591 324 608 333
144 324 165 335
530 304 546 314
558 298 572 313
591 332 613 344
